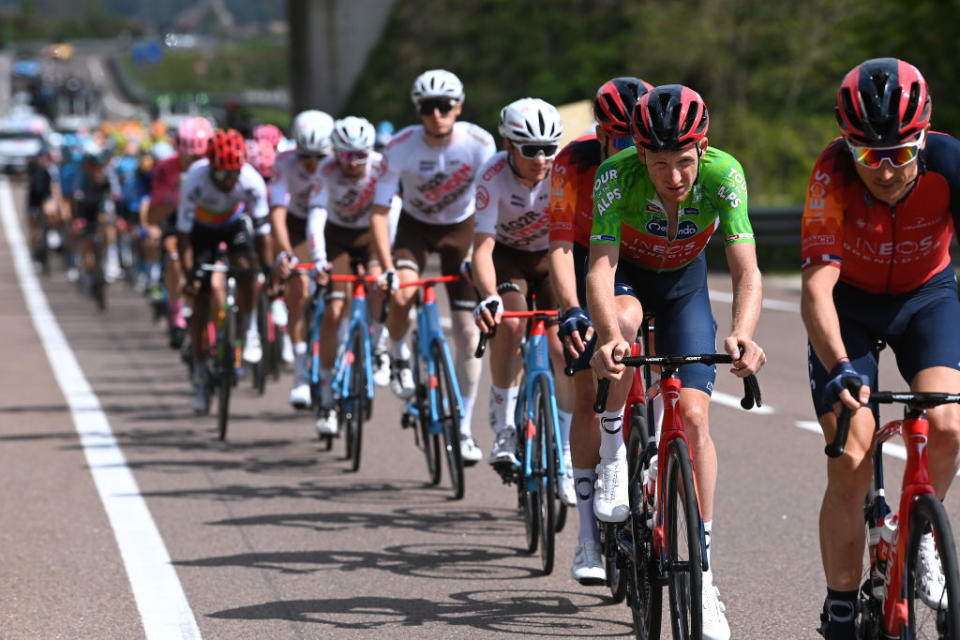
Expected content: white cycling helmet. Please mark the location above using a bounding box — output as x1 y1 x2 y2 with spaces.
410 69 465 105
292 110 334 154
331 116 376 152
498 98 564 143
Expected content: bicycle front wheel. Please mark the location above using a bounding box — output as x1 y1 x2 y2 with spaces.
252 289 269 394
665 438 702 640
432 339 464 499
905 492 960 639
413 333 440 485
533 374 558 575
216 305 237 441
343 329 365 472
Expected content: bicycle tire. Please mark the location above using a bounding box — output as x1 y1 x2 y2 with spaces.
665 437 702 640
904 493 960 639
216 304 237 441
344 329 365 472
414 334 440 485
629 419 663 639
516 392 539 554
533 374 558 574
252 290 269 395
432 338 464 500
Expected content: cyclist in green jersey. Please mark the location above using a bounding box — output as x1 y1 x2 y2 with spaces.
588 84 766 640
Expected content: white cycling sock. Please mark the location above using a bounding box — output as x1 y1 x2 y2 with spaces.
373 323 389 352
489 385 519 434
599 408 626 459
557 409 572 455
574 466 600 544
389 337 411 362
460 394 475 438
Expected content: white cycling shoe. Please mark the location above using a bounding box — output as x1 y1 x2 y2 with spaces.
289 355 311 410
372 350 391 388
919 531 949 608
460 436 483 465
594 456 629 523
488 428 517 466
571 539 605 585
390 360 416 400
315 407 339 436
243 329 262 364
702 571 731 640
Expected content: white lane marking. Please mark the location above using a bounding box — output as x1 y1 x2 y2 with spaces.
712 390 774 414
709 289 800 313
0 178 202 640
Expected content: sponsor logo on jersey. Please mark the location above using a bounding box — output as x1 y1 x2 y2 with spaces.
590 234 617 242
806 169 830 216
595 188 621 216
646 203 662 214
476 185 490 210
593 168 618 189
419 160 436 172
725 232 755 242
482 156 507 181
681 207 699 217
676 220 699 239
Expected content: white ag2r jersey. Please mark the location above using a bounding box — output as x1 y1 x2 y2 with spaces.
312 152 387 229
176 159 269 234
269 150 325 219
473 151 552 252
373 121 496 225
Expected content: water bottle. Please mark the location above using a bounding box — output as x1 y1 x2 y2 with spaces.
870 512 898 600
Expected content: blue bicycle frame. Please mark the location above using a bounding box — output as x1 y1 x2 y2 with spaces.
406 278 465 430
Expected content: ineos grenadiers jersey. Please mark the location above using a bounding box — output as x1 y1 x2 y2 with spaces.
473 151 552 252
590 146 753 272
176 159 269 234
269 150 325 219
310 152 387 229
801 133 960 296
373 122 496 225
548 134 602 247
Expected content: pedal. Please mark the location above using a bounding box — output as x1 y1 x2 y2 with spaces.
492 459 517 484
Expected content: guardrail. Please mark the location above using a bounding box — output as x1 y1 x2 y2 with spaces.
747 206 802 247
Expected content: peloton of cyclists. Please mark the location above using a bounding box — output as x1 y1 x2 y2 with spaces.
801 57 960 640
371 69 497 464
588 84 766 640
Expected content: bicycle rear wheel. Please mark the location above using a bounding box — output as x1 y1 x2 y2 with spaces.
216 305 237 441
432 338 464 500
533 374 558 575
252 289 269 395
665 438 702 640
905 492 960 639
628 420 662 639
343 329 365 472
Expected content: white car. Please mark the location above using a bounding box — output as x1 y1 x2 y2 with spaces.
0 107 52 174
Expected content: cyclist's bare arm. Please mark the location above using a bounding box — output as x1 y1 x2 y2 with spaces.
270 205 294 256
146 200 175 225
471 233 498 299
587 243 628 379
724 242 765 375
549 239 593 352
369 204 394 272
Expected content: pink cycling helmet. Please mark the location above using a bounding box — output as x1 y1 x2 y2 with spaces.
253 123 284 150
177 117 214 157
246 138 276 179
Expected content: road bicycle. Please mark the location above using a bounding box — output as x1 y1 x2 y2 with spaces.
250 271 281 396
300 263 378 471
827 381 960 639
476 307 567 575
399 275 466 500
595 341 761 640
195 258 259 441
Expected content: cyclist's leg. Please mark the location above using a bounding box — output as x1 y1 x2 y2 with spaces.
319 235 351 409
888 271 960 495
384 213 424 347
438 217 482 443
486 265 527 466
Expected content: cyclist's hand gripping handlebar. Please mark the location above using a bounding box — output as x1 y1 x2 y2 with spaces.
825 376 866 458
474 298 500 358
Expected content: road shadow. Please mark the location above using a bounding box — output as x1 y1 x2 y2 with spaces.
207 588 632 636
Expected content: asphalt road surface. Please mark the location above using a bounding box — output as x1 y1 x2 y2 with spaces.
2 175 960 639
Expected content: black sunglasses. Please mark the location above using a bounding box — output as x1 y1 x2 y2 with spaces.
516 142 559 159
211 168 240 183
418 98 456 116
297 151 325 160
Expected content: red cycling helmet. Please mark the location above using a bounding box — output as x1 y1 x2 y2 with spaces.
208 129 246 171
253 123 283 150
835 57 931 146
632 84 709 152
593 76 655 137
